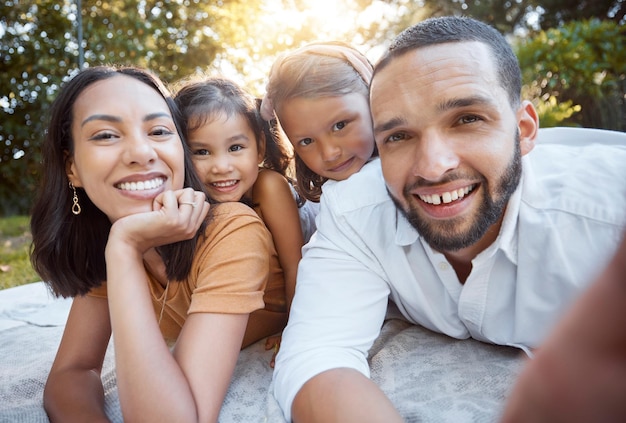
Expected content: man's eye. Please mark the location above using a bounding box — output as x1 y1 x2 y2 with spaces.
459 115 481 124
385 133 406 143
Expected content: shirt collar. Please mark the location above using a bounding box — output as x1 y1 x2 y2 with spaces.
493 179 521 265
395 207 420 246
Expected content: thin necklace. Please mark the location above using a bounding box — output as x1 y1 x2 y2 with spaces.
158 279 170 325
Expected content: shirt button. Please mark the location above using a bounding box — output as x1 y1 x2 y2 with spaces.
438 262 450 271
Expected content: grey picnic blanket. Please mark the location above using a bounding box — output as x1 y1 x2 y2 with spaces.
0 282 524 423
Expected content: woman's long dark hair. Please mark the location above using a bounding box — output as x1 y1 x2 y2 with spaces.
30 65 210 298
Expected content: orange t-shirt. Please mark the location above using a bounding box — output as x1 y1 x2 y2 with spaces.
88 201 285 343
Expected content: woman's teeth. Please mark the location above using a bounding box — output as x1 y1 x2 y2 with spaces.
117 177 164 191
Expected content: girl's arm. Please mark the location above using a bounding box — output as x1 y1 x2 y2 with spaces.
43 294 112 423
253 170 304 309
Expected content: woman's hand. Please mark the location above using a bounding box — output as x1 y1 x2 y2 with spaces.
107 188 209 254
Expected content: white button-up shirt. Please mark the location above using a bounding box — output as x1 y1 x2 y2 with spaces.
273 129 626 421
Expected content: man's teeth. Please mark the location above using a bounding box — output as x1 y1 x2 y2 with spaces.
419 185 474 205
212 180 237 188
117 178 164 191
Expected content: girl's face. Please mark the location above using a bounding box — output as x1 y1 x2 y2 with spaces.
67 75 185 222
277 92 375 181
187 112 262 202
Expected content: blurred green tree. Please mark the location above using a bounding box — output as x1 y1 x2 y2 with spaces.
516 18 625 129
1 0 624 215
0 0 263 216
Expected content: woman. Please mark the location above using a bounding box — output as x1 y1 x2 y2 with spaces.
30 66 277 422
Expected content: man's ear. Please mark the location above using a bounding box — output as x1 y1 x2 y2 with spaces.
517 100 539 156
64 152 82 188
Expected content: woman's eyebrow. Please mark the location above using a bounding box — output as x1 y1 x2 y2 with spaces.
81 112 171 127
81 114 121 127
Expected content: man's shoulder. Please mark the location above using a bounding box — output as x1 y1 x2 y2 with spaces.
322 158 390 213
536 127 626 147
522 137 626 224
526 138 626 182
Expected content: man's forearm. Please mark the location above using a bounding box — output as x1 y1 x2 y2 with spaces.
292 368 404 423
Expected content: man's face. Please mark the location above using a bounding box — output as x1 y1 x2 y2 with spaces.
370 41 536 254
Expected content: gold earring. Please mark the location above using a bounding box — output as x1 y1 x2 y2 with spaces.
69 182 81 215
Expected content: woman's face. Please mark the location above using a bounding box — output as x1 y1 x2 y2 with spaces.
277 92 375 181
66 74 185 222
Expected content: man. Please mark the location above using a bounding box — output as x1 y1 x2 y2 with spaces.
273 16 626 422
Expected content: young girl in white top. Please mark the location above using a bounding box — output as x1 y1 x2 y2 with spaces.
261 41 377 202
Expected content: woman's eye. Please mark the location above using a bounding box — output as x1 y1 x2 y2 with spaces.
332 121 346 131
151 127 174 136
90 131 116 141
299 138 313 147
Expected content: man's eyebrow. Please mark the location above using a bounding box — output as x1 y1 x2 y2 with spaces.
81 112 171 127
438 95 495 112
374 117 407 135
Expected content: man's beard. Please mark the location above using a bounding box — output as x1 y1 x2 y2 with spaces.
391 136 522 252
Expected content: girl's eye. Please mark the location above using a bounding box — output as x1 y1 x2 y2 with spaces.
332 121 346 131
229 144 244 152
298 138 313 147
193 149 210 156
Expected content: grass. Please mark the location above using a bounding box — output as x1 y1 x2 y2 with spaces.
0 215 40 290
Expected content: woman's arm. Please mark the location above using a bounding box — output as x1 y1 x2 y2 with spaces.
106 190 263 422
43 294 112 423
107 246 247 423
253 170 304 309
104 188 217 422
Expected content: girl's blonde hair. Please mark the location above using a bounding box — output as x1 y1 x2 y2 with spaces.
261 41 373 202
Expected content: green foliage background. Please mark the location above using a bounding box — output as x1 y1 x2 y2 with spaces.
1 0 625 217
517 18 625 130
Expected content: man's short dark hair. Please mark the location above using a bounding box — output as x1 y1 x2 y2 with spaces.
373 16 522 107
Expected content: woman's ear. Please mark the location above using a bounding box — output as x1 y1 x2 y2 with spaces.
64 152 82 188
517 100 539 156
